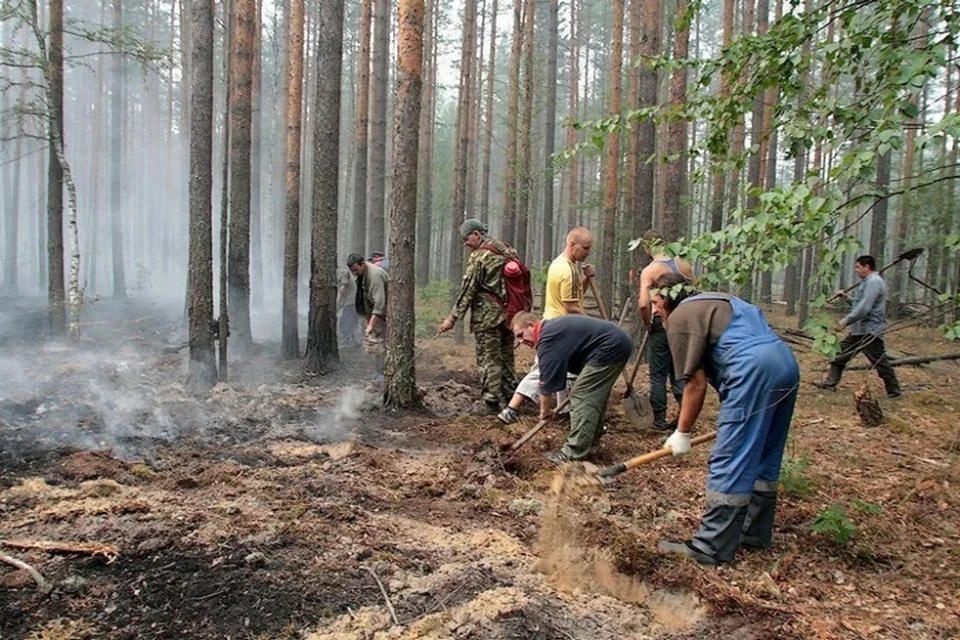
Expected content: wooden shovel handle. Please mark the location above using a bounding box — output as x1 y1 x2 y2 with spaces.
626 331 650 390
508 395 572 452
588 280 608 320
597 431 717 478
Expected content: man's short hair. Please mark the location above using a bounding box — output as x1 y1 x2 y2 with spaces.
346 253 365 267
643 229 663 242
650 272 697 312
855 255 876 271
511 311 538 332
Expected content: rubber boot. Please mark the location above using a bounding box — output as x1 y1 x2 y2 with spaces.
814 364 843 390
740 489 777 549
689 503 749 564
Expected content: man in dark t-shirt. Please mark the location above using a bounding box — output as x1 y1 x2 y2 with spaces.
512 312 633 462
649 272 799 566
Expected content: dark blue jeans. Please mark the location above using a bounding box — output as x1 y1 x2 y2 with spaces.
648 316 684 420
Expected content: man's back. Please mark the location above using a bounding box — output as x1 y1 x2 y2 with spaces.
639 255 694 324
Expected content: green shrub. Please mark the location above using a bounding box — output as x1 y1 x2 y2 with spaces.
780 454 813 497
811 503 858 546
415 280 453 337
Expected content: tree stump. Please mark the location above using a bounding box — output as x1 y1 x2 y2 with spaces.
854 381 883 428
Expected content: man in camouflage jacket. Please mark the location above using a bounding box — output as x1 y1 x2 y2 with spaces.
438 219 518 415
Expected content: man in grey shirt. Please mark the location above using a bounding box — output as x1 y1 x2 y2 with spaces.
814 255 901 398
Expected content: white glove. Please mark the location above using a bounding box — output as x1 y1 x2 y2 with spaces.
664 430 692 456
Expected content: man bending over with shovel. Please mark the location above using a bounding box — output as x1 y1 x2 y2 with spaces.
651 272 800 566
512 311 632 463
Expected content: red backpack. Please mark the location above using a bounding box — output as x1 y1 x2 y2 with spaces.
480 243 533 326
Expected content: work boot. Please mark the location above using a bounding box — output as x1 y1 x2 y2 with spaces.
470 400 501 416
691 502 749 564
741 489 777 550
545 450 572 464
650 412 672 432
814 365 842 390
656 541 720 567
812 380 837 390
497 407 519 425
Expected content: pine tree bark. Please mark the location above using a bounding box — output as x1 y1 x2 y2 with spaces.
601 0 624 308
479 0 498 225
661 0 690 242
745 0 769 296
635 0 659 245
352 0 372 254
384 0 424 408
415 0 436 285
448 0 477 284
710 0 735 233
304 0 344 375
281 0 305 360
565 0 578 232
466 0 484 222
227 0 255 349
250 0 264 310
501 0 523 245
110 0 126 299
541 0 559 262
366 0 389 253
186 0 217 390
516 0 534 257
625 0 640 262
46 0 65 332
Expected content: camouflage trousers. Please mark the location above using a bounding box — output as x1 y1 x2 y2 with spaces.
474 325 517 406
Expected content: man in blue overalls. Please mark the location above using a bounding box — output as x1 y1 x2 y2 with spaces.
650 272 800 565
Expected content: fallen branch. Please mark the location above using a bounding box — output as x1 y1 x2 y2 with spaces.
361 565 399 626
2 539 120 563
848 352 960 370
0 552 52 594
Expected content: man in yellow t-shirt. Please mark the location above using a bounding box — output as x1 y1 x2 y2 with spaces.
498 227 596 424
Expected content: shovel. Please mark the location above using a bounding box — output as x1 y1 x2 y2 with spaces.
506 395 571 452
588 281 650 428
597 430 718 480
826 247 924 303
621 331 653 426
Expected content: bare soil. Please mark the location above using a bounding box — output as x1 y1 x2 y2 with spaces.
0 299 957 639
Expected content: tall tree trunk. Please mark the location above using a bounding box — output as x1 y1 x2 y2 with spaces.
186 0 217 390
710 0 735 233
869 151 891 260
625 0 640 261
47 0 65 332
352 0 372 254
565 0 578 232
281 0 305 359
635 0 659 252
466 0 484 223
219 0 235 380
110 0 126 299
384 0 424 408
366 0 389 253
448 0 477 283
479 0 498 225
415 0 436 285
601 0 624 308
744 0 768 298
783 146 806 316
541 0 559 262
517 0 534 258
227 0 255 349
304 0 344 374
250 0 264 310
661 0 690 242
501 0 523 245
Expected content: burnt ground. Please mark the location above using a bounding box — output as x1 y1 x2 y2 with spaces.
0 298 958 639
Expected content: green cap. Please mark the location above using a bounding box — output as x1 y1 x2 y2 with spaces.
459 218 488 239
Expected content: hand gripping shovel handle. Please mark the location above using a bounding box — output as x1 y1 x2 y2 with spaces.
508 396 572 452
597 431 718 479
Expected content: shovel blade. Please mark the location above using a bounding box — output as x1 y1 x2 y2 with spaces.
622 390 653 428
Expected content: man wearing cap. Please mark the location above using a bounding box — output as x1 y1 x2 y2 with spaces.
498 226 596 425
438 219 519 415
511 311 633 462
650 272 799 566
347 253 389 381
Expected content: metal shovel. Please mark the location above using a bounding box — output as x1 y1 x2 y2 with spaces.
621 331 653 427
588 281 651 429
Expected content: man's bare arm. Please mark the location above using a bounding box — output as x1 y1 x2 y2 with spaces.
638 267 655 327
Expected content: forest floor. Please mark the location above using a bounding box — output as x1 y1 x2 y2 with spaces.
0 297 958 639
